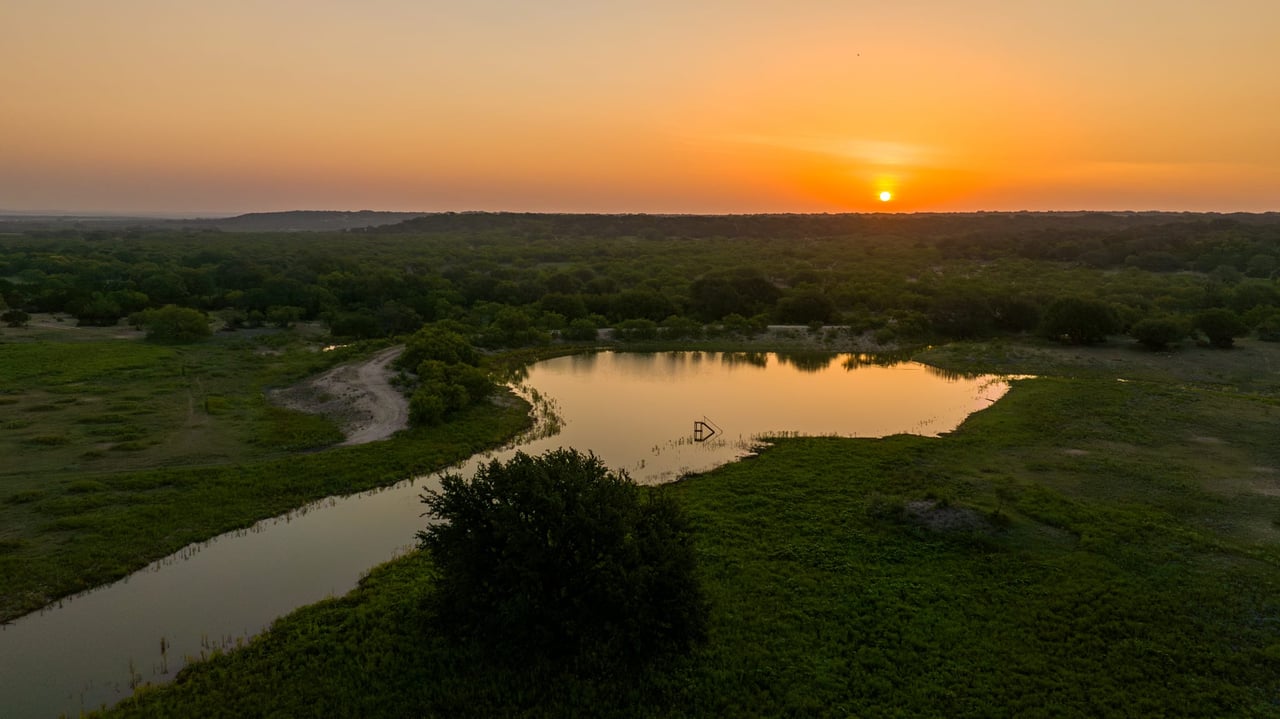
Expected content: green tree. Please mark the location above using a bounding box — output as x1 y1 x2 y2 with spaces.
326 310 381 339
927 289 993 339
1129 316 1187 351
1195 308 1247 348
399 325 480 370
539 292 588 321
408 359 494 425
1040 297 1120 345
614 318 658 341
689 268 781 322
1256 312 1280 342
2 309 29 328
1245 253 1277 278
71 293 123 327
376 300 423 336
991 296 1041 333
562 317 600 342
419 449 707 665
774 286 837 325
610 288 676 323
265 305 305 328
139 305 211 342
660 314 703 339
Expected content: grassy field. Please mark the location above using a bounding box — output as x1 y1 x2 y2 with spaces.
94 339 1280 718
0 321 347 478
0 321 532 621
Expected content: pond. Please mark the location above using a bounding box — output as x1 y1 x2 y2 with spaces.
1 351 1018 718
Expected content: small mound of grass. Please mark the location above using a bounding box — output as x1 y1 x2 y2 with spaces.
4 490 43 505
24 434 70 446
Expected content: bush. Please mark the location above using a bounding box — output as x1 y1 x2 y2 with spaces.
419 449 707 667
562 317 600 342
1040 297 1120 345
138 305 211 342
396 326 495 426
1195 308 1247 348
398 325 480 370
614 318 658 342
1129 316 1187 350
1257 314 1280 342
2 309 29 328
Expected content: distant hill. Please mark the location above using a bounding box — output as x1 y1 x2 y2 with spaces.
0 210 428 233
176 211 428 232
367 210 1280 239
4 209 1278 237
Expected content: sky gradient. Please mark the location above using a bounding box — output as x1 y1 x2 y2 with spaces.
3 1 1278 215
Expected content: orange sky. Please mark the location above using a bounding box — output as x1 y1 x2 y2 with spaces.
2 1 1278 215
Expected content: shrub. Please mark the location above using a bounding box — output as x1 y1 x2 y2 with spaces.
398 326 479 370
562 317 600 342
614 318 658 342
1195 308 1248 348
1129 316 1187 351
419 449 707 667
1040 297 1120 345
138 305 212 342
2 309 29 327
1257 314 1280 342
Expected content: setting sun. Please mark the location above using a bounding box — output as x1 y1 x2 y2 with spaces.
879 191 893 202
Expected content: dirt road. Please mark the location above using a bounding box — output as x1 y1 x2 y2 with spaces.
268 346 410 446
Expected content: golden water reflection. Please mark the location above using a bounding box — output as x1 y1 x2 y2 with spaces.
514 351 1020 484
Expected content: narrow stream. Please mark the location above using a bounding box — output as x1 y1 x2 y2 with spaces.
1 352 1019 718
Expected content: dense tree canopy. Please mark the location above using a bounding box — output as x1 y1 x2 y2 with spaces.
419 449 707 666
1 212 1278 349
1195 308 1248 348
1040 297 1122 345
137 305 211 342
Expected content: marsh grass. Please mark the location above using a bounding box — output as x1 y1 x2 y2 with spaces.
96 341 1280 718
0 329 531 621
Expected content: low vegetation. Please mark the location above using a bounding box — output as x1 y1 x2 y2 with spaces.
0 325 530 621
2 214 1277 714
96 341 1280 718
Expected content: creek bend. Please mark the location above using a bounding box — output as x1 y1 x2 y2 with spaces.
1 351 1018 718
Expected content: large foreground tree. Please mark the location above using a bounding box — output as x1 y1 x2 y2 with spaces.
419 448 707 668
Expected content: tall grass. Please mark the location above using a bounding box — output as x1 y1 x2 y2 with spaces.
96 349 1280 718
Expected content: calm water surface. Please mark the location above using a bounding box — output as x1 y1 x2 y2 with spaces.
1 352 1017 718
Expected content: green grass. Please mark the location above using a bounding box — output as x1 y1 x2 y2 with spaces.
95 342 1280 718
0 330 531 621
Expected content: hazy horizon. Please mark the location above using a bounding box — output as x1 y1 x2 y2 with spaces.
5 206 1280 221
4 2 1278 215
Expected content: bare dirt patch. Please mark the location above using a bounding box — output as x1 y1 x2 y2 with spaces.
904 499 992 533
268 346 409 446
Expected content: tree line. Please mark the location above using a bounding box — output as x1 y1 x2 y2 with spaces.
1 212 1277 348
